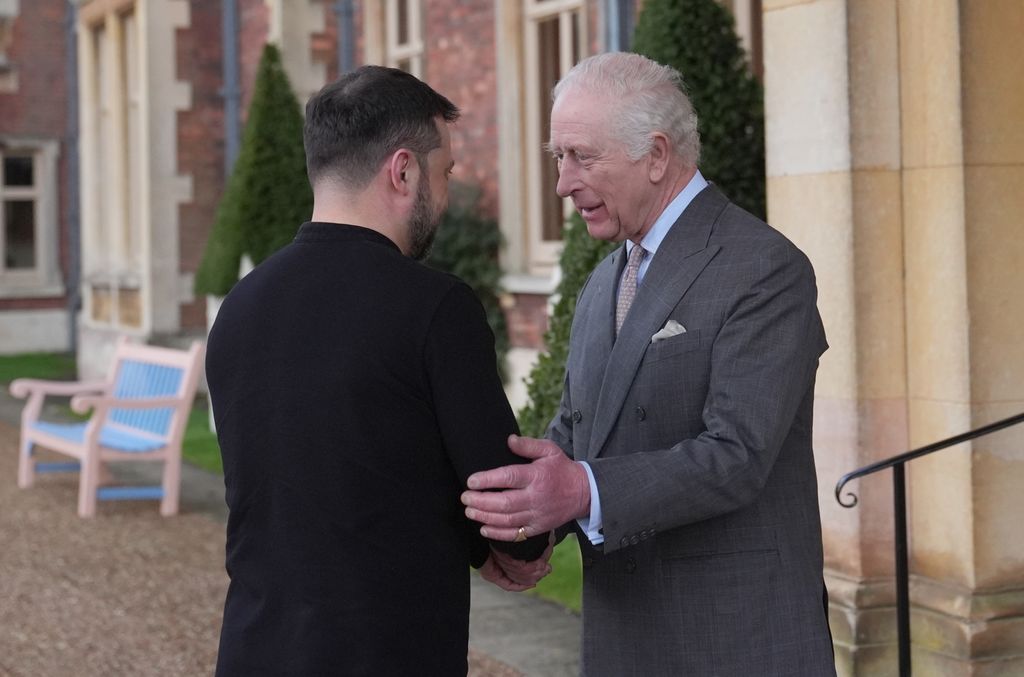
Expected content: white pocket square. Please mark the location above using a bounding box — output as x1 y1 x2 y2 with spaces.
651 320 687 343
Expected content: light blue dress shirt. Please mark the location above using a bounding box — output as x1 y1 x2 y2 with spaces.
576 170 708 545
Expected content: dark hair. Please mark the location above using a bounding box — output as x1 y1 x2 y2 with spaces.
304 65 460 189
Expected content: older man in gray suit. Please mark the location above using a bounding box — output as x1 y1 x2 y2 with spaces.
463 52 836 676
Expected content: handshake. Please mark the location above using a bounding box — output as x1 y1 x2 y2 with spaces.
461 434 593 592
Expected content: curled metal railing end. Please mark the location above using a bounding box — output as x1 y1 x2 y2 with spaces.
835 478 859 508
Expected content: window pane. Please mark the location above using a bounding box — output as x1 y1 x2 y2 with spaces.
92 285 113 323
4 200 36 269
4 155 33 187
538 17 563 241
119 288 143 328
396 57 412 74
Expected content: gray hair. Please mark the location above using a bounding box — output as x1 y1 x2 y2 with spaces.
552 52 701 166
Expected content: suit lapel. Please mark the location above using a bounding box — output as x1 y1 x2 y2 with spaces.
587 244 623 367
566 247 622 458
585 186 729 460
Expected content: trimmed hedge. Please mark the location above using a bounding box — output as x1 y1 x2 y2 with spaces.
195 44 313 296
632 0 766 219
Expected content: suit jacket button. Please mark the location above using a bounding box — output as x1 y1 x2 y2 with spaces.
629 535 639 546
620 536 630 548
572 409 583 423
626 557 637 574
635 406 646 421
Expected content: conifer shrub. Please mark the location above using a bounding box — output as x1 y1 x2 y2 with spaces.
195 44 313 296
632 0 766 219
517 214 616 438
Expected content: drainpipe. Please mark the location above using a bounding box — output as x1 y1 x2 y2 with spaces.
603 0 619 51
65 0 80 355
221 0 241 173
604 0 635 52
334 0 355 75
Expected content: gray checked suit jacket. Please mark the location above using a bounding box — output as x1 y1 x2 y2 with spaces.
548 185 836 676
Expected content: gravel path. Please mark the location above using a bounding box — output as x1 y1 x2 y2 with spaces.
0 421 527 676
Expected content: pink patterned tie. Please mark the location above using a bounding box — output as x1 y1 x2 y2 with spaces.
616 245 646 335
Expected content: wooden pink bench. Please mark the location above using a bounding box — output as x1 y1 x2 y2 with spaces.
10 337 205 517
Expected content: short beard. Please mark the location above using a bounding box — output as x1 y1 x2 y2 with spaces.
407 172 441 261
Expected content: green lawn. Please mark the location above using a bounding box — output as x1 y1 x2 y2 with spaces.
528 535 582 613
182 398 223 474
0 351 76 384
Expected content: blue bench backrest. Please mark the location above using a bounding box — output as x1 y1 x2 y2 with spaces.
110 360 185 437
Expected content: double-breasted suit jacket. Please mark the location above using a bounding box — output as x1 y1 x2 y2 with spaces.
549 186 836 676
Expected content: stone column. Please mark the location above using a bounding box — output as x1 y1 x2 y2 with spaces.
764 0 1024 674
140 0 193 336
764 0 908 673
905 0 1024 673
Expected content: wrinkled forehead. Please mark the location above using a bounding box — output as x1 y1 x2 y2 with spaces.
549 88 616 148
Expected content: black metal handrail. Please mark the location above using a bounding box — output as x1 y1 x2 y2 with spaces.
834 411 1024 677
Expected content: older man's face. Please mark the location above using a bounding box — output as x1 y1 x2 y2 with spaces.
548 88 659 243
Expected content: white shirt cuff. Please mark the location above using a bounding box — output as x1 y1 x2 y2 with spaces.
575 461 604 545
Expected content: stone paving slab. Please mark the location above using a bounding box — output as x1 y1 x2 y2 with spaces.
469 579 581 677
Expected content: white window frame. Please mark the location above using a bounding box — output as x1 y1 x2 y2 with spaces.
0 138 64 298
80 4 146 331
385 0 423 77
365 0 424 78
497 0 587 281
524 0 585 273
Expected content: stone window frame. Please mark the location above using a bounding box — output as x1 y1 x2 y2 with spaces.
497 0 588 282
0 138 64 298
80 4 144 329
364 0 424 78
77 0 192 336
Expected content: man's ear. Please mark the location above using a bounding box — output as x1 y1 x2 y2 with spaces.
647 133 670 183
387 149 417 195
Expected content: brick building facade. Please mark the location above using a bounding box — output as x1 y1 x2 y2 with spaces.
46 0 631 391
0 0 71 352
0 0 758 400
5 2 1024 675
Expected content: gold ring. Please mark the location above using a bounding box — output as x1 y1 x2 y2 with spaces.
514 526 528 543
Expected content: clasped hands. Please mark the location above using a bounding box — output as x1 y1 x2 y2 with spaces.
465 434 591 591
